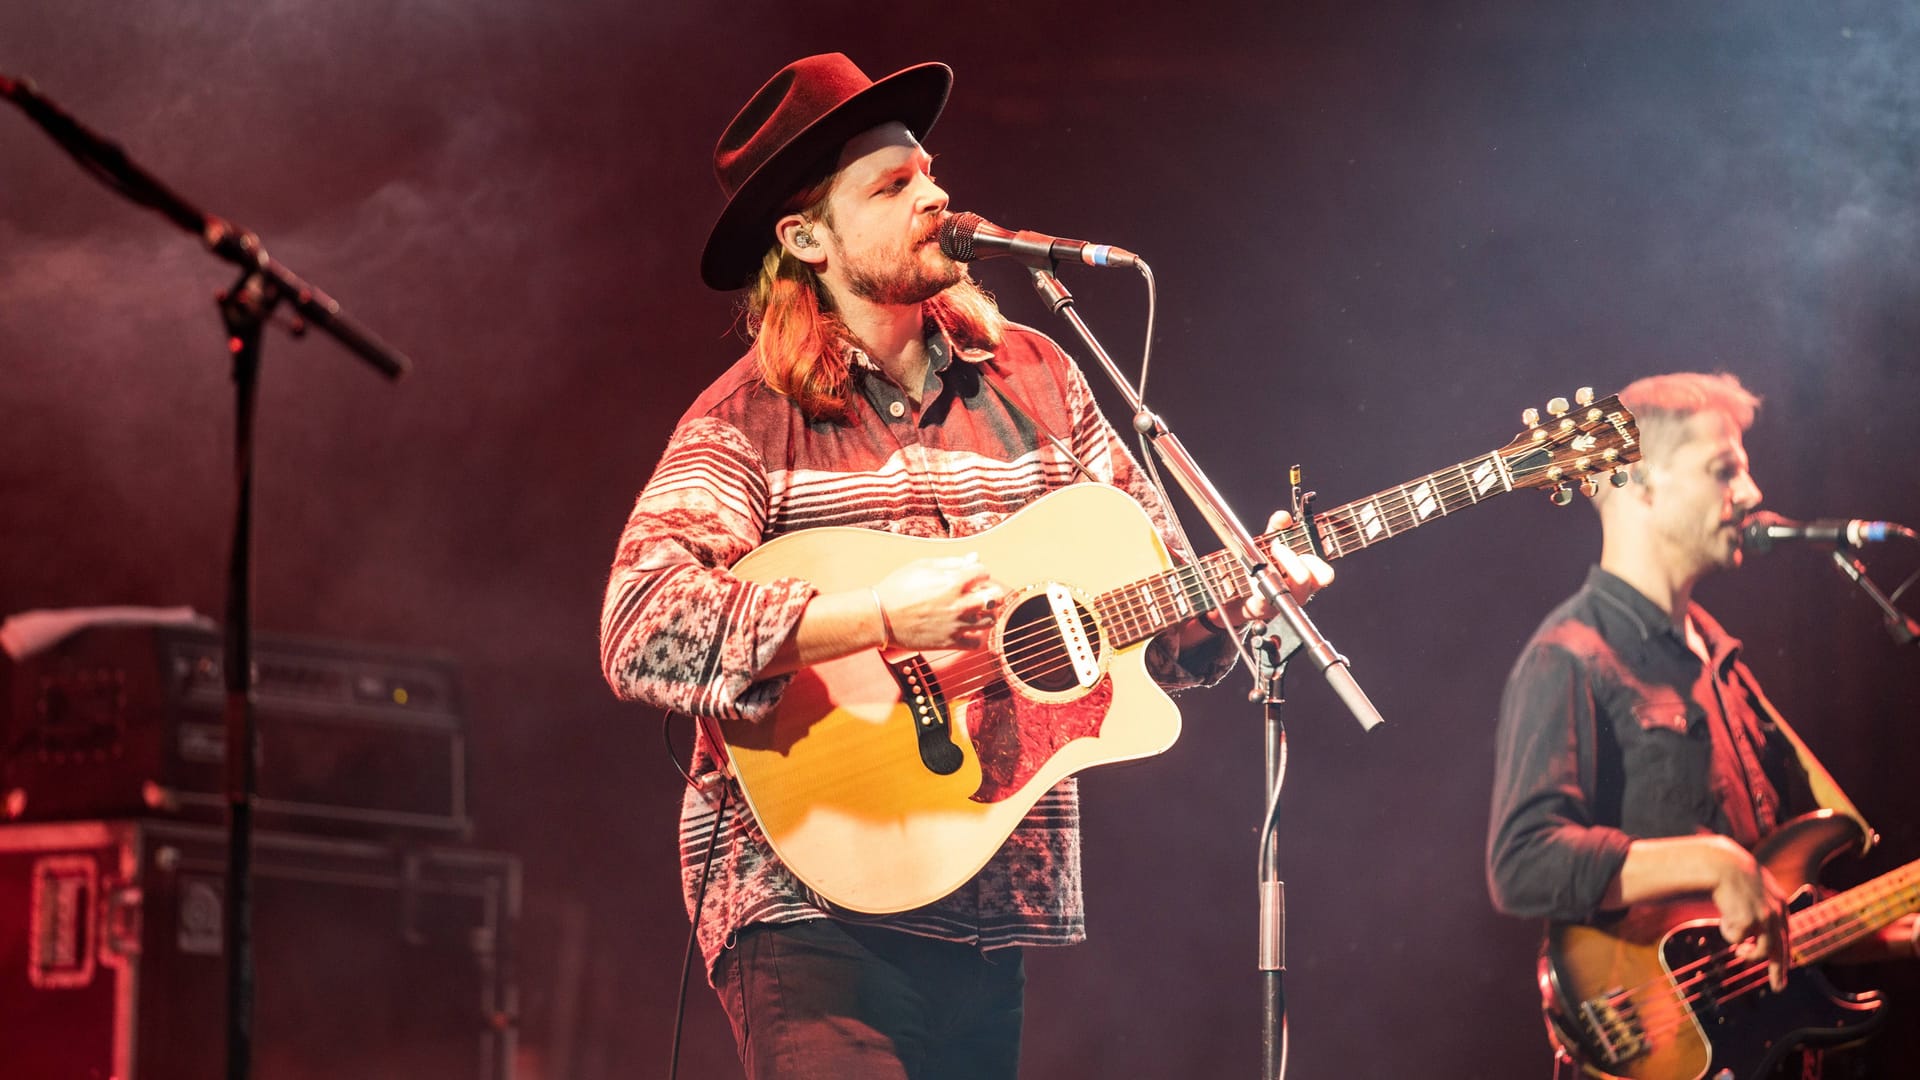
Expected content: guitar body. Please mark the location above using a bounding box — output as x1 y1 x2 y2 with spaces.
1542 813 1888 1080
723 483 1183 914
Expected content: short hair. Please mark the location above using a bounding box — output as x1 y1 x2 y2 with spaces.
1619 372 1761 469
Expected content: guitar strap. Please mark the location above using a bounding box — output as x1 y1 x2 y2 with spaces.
1738 664 1877 854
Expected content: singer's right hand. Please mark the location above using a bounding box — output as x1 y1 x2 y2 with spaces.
872 555 1007 651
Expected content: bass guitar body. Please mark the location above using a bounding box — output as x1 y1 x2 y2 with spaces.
1542 812 1888 1080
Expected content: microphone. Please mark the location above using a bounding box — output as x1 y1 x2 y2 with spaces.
1741 511 1918 554
938 211 1140 270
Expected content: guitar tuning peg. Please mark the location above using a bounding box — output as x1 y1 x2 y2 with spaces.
1550 485 1574 507
1580 477 1599 498
1522 407 1541 428
1547 396 1571 417
1610 470 1630 488
1574 386 1595 407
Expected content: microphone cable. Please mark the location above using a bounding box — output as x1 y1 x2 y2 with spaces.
661 712 731 1080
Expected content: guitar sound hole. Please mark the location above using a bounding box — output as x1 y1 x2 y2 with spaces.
1001 593 1101 693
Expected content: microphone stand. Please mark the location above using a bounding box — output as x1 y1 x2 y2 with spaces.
1021 263 1383 727
1247 619 1302 1080
1023 261 1384 1080
2 75 411 1080
1827 551 1920 646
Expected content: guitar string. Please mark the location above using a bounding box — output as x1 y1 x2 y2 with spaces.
1613 880 1915 1039
929 541 1272 699
888 444 1619 706
1632 882 1920 1047
914 464 1535 701
1574 874 1920 1054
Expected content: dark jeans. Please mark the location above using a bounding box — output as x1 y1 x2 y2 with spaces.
712 919 1026 1080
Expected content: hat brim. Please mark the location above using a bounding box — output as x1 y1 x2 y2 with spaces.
700 62 952 291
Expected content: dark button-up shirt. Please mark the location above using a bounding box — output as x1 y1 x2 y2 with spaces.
1486 566 1817 922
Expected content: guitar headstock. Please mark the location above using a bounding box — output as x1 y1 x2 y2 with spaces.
1501 388 1641 505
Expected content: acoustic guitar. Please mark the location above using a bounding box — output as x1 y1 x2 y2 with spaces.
715 390 1640 913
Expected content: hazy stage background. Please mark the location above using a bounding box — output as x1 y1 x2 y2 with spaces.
3 2 1917 1076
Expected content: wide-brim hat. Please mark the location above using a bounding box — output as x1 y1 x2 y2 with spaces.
700 53 952 291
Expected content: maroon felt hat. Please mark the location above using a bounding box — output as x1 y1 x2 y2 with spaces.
700 53 952 291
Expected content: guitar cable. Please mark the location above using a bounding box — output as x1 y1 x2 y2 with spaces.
663 711 731 1080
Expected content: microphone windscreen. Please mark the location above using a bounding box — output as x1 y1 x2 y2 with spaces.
1740 510 1790 554
938 212 985 262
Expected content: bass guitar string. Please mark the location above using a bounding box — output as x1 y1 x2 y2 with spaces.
1575 870 1920 1054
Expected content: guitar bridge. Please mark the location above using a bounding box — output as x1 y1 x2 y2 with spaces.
1578 988 1649 1067
888 653 962 776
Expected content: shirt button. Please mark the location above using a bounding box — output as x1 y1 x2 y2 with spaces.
888 401 906 418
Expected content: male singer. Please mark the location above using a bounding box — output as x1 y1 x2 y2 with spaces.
1487 372 1919 1074
599 53 1330 1079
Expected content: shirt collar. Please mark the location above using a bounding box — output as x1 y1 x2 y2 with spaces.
845 323 993 389
1584 564 1744 666
845 322 993 374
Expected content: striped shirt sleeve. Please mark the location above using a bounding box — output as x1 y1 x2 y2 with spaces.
599 416 816 721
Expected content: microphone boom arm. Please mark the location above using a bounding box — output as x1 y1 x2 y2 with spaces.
1828 551 1920 646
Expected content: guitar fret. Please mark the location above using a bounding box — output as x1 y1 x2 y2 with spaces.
1315 518 1342 559
1401 486 1426 528
1357 500 1390 541
1488 450 1516 493
1327 508 1366 551
1407 477 1443 520
1454 463 1481 505
1469 455 1503 497
1135 583 1160 631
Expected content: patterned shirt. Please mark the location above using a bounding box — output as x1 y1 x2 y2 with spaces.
600 321 1232 978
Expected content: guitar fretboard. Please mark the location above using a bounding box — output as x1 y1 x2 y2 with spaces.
1790 857 1920 967
1091 450 1517 649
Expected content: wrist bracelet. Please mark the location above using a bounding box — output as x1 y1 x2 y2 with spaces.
871 587 895 647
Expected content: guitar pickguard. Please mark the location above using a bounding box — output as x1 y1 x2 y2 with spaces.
965 675 1113 803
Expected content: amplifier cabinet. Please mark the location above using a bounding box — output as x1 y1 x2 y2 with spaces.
0 819 518 1079
2 624 471 837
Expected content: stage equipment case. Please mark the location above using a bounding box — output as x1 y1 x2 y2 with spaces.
2 623 472 838
0 819 518 1079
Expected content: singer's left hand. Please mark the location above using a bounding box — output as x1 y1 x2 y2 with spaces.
1231 510 1334 625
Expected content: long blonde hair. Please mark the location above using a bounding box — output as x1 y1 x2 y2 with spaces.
744 176 1005 423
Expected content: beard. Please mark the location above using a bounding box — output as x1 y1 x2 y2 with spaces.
838 234 965 307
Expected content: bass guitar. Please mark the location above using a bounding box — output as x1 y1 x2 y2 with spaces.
719 390 1639 913
1541 811 1920 1079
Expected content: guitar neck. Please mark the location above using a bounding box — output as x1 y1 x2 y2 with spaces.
1097 450 1517 649
1790 857 1920 968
